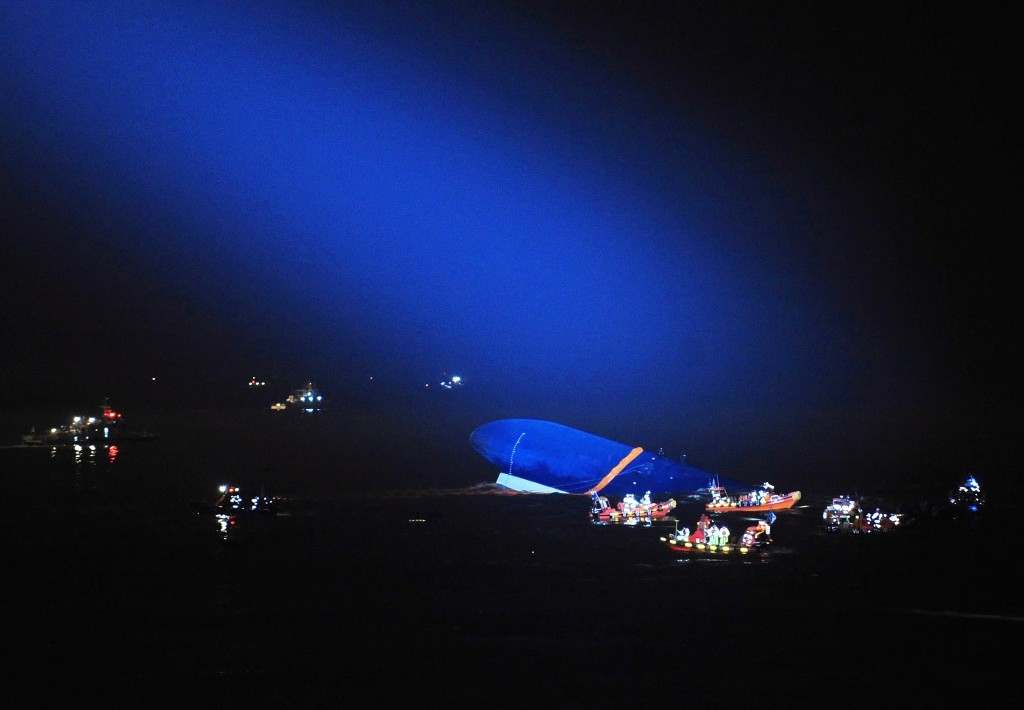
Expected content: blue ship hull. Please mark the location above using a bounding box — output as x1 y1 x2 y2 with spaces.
469 419 743 498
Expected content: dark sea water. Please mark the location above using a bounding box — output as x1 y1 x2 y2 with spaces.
0 407 1016 707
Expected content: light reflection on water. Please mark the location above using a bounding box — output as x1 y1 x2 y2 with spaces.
46 442 118 465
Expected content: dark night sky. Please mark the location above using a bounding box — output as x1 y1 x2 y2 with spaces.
1 1 1017 494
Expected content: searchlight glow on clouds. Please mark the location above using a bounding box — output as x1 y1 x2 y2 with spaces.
1 0 844 418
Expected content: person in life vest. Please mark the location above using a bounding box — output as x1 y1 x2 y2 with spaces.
742 520 770 546
689 514 711 543
718 524 730 545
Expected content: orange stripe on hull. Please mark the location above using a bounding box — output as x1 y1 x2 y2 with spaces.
589 447 644 494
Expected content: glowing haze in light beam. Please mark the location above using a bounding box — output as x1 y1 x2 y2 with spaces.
1 1 843 428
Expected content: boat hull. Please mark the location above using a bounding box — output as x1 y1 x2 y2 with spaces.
706 491 801 513
661 539 766 556
591 499 676 522
470 419 744 498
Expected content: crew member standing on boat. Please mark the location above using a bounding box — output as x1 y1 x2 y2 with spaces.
689 514 711 543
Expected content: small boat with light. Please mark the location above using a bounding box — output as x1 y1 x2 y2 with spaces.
705 481 801 513
271 382 325 412
948 473 985 513
823 496 907 533
822 496 862 532
22 400 157 446
590 491 676 522
856 507 907 532
660 514 771 556
213 484 278 515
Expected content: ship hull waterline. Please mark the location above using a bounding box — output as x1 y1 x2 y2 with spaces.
470 419 745 499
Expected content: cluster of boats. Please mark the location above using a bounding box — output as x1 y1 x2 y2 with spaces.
592 473 986 559
20 380 323 448
213 484 277 515
590 480 800 524
821 497 907 533
204 484 279 538
591 483 786 557
821 474 984 532
270 382 325 412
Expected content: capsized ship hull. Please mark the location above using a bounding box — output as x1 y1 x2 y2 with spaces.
469 419 744 498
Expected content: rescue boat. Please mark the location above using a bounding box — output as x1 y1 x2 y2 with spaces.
590 491 676 522
704 482 801 513
660 514 771 556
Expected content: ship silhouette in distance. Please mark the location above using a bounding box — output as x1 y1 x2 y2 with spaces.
270 382 325 412
469 418 745 498
22 398 158 446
